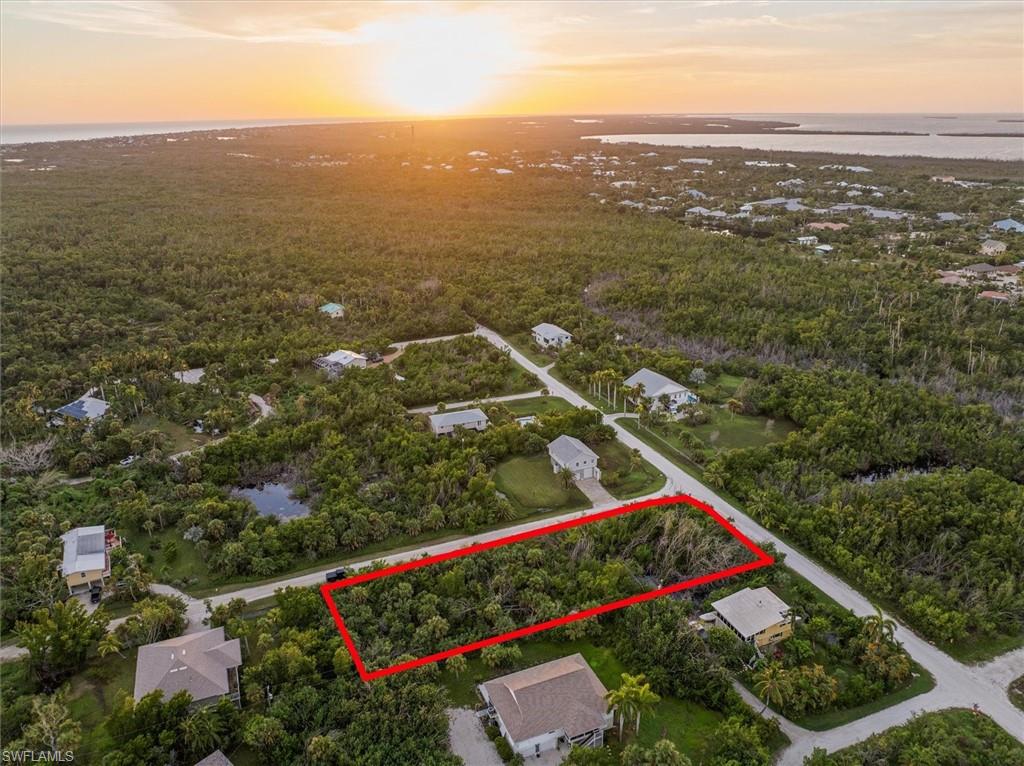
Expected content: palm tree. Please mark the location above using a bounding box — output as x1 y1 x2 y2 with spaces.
558 466 576 489
863 605 896 646
606 673 660 740
753 661 788 714
182 707 226 757
97 633 124 659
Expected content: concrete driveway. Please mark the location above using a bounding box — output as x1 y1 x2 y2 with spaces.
447 708 502 766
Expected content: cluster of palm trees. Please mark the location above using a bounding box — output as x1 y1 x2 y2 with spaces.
605 672 661 740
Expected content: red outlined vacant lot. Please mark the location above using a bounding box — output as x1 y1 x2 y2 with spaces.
321 493 773 681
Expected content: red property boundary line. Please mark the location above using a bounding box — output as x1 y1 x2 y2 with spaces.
320 493 773 681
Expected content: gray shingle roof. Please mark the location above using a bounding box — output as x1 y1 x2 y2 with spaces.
429 408 489 428
194 752 234 766
623 368 688 399
134 627 241 702
532 323 572 340
547 435 598 466
482 654 609 742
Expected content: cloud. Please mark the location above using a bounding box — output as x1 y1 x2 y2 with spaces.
5 1 369 44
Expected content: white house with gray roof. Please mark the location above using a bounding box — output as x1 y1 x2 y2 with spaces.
547 435 601 480
532 323 573 349
429 408 489 436
134 627 242 707
479 654 614 757
624 368 699 413
313 349 367 378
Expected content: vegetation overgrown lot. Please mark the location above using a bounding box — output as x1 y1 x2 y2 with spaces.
805 708 1024 765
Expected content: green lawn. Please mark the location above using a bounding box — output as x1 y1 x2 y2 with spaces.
1010 675 1024 712
501 396 575 417
131 414 210 454
595 439 666 499
66 648 139 758
493 454 591 513
944 631 1024 663
506 333 560 368
689 409 798 451
441 639 723 763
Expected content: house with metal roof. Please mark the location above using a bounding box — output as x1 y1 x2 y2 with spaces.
319 302 345 318
532 323 573 349
936 212 963 222
428 408 489 436
313 349 367 378
194 751 234 766
55 394 110 422
479 654 614 757
59 525 121 593
705 587 792 649
623 368 698 413
991 218 1024 234
134 627 242 707
547 435 601 481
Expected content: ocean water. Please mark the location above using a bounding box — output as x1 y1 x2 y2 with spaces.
589 113 1024 161
0 117 374 145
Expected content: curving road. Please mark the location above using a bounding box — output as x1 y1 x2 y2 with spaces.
472 325 1024 762
6 329 1021 762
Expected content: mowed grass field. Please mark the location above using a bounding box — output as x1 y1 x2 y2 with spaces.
441 639 724 763
492 454 590 513
690 409 798 451
595 439 666 499
130 414 211 454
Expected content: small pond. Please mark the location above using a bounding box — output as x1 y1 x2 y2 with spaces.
232 483 310 520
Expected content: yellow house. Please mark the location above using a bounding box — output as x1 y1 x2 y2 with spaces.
60 526 119 593
707 587 793 648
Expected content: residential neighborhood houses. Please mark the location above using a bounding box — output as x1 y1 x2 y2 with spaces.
313 348 367 377
703 587 794 650
59 525 121 594
624 368 699 413
532 322 573 349
429 407 490 436
479 654 615 758
547 434 601 480
133 627 242 707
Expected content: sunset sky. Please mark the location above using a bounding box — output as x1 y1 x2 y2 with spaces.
2 0 1022 125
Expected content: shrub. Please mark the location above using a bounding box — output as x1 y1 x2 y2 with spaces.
493 736 515 762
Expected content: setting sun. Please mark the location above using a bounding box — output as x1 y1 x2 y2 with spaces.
365 11 529 115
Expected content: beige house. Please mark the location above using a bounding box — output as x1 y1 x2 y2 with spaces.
479 654 614 758
60 525 121 593
704 587 793 649
313 349 367 378
134 627 242 707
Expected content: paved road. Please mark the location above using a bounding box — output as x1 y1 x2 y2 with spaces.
473 325 1024 762
7 328 1021 761
407 390 545 415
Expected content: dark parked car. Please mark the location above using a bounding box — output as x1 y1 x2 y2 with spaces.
89 585 102 604
365 351 383 364
325 567 349 583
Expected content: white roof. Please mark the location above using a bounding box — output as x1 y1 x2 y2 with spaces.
548 434 598 465
55 395 110 421
429 408 489 428
61 525 106 574
173 368 205 384
532 322 572 339
624 368 688 399
319 349 366 366
711 587 790 639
